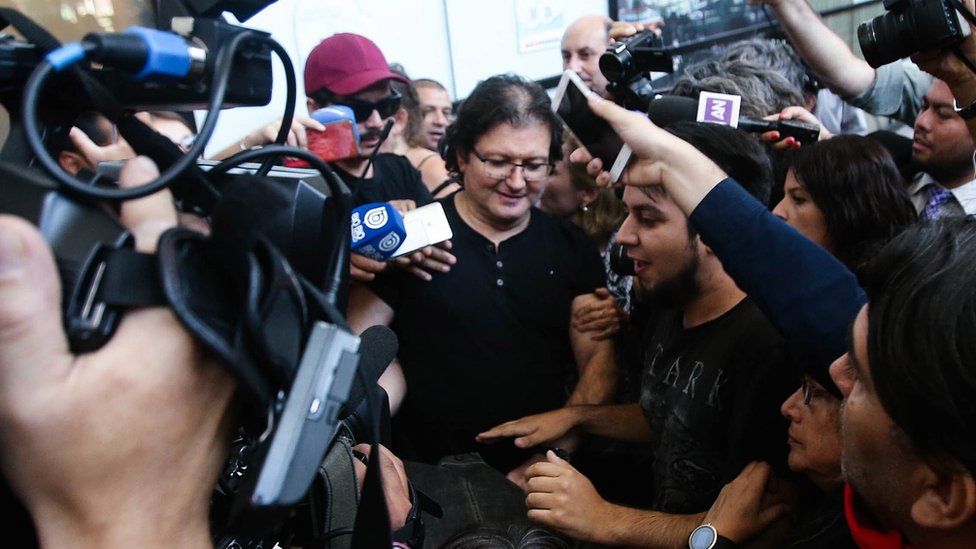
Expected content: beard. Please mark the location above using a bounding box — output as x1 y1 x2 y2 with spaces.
839 399 912 530
635 246 701 310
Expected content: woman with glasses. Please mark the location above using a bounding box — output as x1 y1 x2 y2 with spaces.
697 136 916 549
347 74 617 513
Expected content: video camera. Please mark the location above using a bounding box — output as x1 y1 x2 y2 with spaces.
858 0 976 68
599 30 674 111
0 1 405 546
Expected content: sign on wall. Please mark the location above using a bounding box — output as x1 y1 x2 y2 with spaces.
515 0 566 54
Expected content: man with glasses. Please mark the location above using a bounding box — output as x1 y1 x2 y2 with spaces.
348 76 617 518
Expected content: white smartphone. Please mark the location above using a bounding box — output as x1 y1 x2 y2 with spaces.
391 202 453 258
551 70 632 184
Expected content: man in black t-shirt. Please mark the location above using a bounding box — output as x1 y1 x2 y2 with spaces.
348 75 617 488
480 123 794 546
303 33 451 282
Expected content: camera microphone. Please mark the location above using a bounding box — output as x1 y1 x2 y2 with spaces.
646 94 821 145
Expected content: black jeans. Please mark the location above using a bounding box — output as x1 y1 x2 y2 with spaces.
405 453 530 547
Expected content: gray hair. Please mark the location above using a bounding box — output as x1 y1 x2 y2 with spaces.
719 38 817 99
670 59 805 118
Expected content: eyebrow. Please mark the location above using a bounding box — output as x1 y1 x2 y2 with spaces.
633 204 665 216
481 152 548 162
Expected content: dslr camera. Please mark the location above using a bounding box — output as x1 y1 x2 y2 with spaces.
858 0 975 68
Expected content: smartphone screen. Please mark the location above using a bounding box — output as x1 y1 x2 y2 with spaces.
555 75 625 168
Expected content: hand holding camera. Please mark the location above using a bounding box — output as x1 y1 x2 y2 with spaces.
0 157 235 548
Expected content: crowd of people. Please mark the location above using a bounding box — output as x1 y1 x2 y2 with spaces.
3 0 976 547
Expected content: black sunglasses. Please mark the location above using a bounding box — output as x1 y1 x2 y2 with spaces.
313 88 402 122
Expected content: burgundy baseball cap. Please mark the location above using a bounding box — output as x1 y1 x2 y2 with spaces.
304 33 409 97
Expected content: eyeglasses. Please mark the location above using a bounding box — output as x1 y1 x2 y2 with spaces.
315 88 402 122
471 147 553 182
801 377 826 406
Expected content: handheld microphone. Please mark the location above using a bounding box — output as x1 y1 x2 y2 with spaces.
350 202 407 261
309 105 361 143
647 94 821 145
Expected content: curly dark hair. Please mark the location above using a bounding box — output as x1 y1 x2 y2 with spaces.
441 74 563 176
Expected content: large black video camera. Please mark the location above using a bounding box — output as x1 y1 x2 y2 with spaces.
0 1 404 546
858 0 976 68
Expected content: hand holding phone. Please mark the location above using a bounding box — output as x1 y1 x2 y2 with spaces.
282 106 362 166
552 70 632 183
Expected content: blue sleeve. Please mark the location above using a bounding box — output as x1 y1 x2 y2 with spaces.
689 179 867 365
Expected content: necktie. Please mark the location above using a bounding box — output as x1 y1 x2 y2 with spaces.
920 184 955 221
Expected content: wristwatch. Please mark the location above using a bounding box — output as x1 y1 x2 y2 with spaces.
688 524 737 549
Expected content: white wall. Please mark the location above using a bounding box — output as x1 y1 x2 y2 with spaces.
201 0 607 155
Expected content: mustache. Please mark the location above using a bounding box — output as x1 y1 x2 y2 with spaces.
359 129 382 141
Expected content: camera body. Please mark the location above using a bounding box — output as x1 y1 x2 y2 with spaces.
858 0 972 68
0 1 385 544
599 31 673 112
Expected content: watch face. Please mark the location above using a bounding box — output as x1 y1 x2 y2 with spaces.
689 525 717 549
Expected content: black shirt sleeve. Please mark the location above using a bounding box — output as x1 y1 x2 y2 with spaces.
723 328 794 481
388 154 433 206
365 266 404 309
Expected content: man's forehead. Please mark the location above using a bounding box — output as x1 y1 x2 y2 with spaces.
417 86 451 105
343 80 392 101
624 184 669 206
849 306 870 379
925 80 955 106
562 19 607 49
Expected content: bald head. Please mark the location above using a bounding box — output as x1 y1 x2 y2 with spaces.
561 15 612 96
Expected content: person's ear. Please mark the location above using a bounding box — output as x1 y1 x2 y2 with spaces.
306 98 319 114
910 464 976 530
391 108 408 137
58 151 88 176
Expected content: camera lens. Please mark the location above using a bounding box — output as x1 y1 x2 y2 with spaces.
857 9 915 68
600 48 630 83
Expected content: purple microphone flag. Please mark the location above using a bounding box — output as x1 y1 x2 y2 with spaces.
696 91 742 128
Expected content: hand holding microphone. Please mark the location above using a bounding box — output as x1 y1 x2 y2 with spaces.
350 202 408 262
349 202 456 283
645 93 823 147
759 106 832 151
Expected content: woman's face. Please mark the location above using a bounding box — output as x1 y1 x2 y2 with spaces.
772 170 832 251
780 377 844 491
539 159 583 217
